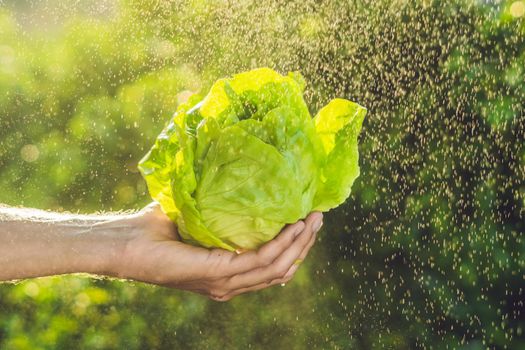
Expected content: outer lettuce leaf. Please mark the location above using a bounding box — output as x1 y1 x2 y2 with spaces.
139 95 235 250
312 98 367 211
196 125 297 249
137 95 198 221
139 68 366 251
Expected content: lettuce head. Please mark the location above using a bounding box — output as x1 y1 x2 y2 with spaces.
138 68 366 251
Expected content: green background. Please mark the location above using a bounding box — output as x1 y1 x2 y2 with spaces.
0 0 524 348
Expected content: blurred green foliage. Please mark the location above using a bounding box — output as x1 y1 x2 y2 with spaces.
0 0 524 349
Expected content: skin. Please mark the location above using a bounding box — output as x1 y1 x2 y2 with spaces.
0 203 323 301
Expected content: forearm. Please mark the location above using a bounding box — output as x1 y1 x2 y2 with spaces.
0 202 322 299
0 205 134 281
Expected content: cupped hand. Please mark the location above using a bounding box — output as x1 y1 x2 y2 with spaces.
114 203 322 301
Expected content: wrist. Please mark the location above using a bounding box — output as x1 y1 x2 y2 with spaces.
71 204 177 281
75 215 138 278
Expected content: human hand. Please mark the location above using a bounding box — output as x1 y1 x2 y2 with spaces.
112 203 323 301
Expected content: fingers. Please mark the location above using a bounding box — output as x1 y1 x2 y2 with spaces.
210 275 290 302
219 217 320 300
221 212 323 291
278 221 319 279
211 225 320 302
191 212 322 301
218 220 306 276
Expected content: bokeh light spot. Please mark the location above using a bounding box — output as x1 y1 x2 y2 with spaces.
510 1 525 17
20 144 40 162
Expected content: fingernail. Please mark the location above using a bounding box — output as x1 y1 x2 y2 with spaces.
284 264 299 279
313 218 323 233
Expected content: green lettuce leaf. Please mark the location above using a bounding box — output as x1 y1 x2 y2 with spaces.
312 98 367 211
